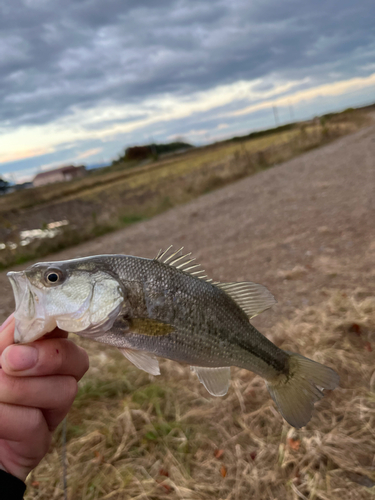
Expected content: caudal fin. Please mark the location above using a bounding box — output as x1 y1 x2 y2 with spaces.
266 353 339 428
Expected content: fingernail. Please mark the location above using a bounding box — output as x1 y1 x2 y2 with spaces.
0 314 14 333
4 345 38 371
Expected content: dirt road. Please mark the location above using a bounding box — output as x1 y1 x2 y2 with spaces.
1 123 374 332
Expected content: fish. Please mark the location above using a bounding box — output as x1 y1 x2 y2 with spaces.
7 246 339 428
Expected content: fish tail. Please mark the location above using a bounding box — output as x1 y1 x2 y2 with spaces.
265 352 339 428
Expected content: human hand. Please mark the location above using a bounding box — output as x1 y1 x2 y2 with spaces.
0 315 89 481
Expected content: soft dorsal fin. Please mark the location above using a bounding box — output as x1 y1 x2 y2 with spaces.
216 282 276 318
191 366 231 396
155 245 213 282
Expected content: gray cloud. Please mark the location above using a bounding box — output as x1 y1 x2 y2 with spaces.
0 0 374 130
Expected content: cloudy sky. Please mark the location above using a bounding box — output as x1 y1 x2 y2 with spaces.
1 0 375 182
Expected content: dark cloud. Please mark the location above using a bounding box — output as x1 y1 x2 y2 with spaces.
0 0 374 129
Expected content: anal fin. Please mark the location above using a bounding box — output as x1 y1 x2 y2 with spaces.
119 348 160 375
191 366 231 396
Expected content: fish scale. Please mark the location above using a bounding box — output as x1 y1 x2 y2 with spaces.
102 255 287 373
7 246 339 428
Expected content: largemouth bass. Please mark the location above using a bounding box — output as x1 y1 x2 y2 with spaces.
7 246 339 428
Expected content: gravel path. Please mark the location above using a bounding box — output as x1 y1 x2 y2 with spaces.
1 123 374 333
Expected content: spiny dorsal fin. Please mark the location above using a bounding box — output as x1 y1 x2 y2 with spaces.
216 282 276 318
155 245 213 282
154 247 276 317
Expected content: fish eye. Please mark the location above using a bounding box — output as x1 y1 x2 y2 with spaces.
44 269 64 286
47 273 59 283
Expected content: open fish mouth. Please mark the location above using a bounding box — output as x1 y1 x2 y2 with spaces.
7 271 56 343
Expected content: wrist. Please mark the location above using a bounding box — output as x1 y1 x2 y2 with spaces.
0 461 28 483
0 468 27 498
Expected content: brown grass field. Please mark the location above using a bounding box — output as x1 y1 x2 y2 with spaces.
0 107 371 270
24 291 375 500
0 106 374 499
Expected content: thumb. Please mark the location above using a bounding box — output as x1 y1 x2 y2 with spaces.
0 315 15 356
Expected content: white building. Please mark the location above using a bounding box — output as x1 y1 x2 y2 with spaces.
33 165 86 187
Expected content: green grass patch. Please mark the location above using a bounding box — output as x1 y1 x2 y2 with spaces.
75 378 134 408
119 213 147 225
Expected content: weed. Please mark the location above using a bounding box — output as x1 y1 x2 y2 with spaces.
75 379 134 409
119 214 147 225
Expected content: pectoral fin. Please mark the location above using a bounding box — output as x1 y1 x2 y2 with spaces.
191 366 231 396
119 348 160 375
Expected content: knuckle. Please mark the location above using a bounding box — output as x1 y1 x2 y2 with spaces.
53 341 67 372
38 339 66 373
33 430 52 458
78 348 90 378
27 408 46 435
63 376 78 405
42 432 52 456
36 339 89 381
0 372 22 404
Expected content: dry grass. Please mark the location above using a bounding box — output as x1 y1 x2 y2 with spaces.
0 113 367 215
24 289 375 500
1 107 372 271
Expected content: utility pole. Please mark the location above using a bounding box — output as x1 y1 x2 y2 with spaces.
273 105 279 127
289 103 295 122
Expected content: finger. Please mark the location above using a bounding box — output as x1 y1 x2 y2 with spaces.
0 315 15 356
0 371 77 430
0 314 14 335
0 402 50 444
0 402 51 480
1 338 89 381
0 370 78 413
42 407 73 432
0 316 67 355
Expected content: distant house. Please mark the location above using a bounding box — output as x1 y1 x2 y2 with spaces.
33 165 86 187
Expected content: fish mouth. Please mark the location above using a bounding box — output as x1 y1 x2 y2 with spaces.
7 271 55 343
